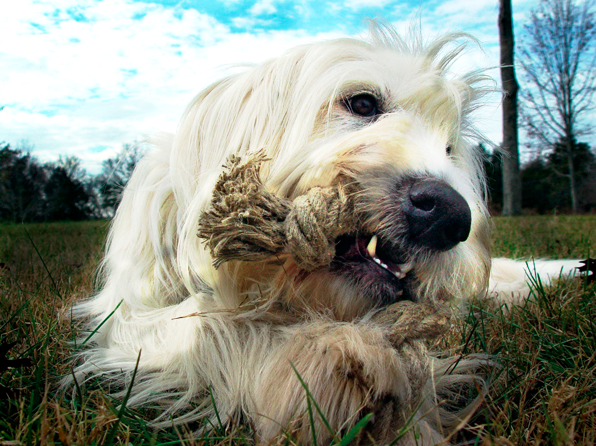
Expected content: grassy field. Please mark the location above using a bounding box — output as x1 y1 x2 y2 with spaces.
0 216 594 445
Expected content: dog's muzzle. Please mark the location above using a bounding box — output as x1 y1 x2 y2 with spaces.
404 178 472 252
331 175 473 305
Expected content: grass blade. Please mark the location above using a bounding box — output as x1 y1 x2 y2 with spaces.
23 226 62 300
339 412 373 446
79 300 123 347
290 362 339 443
103 348 142 445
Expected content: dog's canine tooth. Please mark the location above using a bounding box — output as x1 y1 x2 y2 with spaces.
397 262 413 276
367 235 378 258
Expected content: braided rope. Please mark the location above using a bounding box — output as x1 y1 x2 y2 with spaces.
286 186 356 270
371 301 450 347
198 152 357 271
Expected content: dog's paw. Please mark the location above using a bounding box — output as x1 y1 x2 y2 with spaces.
253 322 436 443
371 301 450 348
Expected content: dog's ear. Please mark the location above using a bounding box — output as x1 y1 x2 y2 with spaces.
170 54 315 181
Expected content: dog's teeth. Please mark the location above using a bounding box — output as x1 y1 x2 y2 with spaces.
390 263 413 279
373 256 390 271
373 256 389 270
392 262 413 279
366 236 411 280
398 262 414 275
367 235 378 258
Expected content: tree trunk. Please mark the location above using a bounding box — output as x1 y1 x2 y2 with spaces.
499 0 522 216
566 139 579 212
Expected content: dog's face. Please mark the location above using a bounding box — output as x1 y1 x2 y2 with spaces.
174 28 491 319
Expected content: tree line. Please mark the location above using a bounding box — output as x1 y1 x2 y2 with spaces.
0 142 144 223
1 137 594 224
481 140 596 214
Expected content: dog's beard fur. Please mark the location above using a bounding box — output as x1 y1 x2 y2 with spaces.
69 25 517 444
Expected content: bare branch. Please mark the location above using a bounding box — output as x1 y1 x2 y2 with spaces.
520 0 596 142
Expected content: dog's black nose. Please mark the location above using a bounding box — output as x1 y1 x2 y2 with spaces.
404 178 472 251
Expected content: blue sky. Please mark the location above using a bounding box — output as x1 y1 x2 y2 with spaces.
1 0 538 174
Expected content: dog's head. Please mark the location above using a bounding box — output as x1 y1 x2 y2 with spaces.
173 24 492 319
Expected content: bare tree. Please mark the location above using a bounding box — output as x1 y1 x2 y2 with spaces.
0 144 47 222
96 142 146 217
44 157 94 221
520 0 596 213
499 0 522 215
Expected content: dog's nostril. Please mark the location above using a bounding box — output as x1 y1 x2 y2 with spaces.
445 223 469 245
410 191 436 212
405 179 472 252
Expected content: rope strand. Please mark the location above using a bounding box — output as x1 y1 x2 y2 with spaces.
198 152 357 271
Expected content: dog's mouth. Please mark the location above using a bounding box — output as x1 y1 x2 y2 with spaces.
336 234 413 278
332 233 415 304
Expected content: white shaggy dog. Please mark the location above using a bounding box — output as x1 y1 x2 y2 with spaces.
71 25 580 444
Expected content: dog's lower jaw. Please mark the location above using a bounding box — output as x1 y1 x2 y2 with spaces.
265 236 419 321
266 231 490 322
268 261 377 321
264 263 443 324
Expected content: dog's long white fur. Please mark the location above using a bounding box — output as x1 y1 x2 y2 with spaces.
70 24 581 444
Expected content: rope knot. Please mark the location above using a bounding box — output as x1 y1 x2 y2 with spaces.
285 186 356 270
198 152 357 270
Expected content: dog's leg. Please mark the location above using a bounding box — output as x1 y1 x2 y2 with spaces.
489 257 582 302
251 321 445 445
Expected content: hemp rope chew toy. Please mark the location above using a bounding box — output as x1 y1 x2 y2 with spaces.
198 152 450 344
198 151 358 271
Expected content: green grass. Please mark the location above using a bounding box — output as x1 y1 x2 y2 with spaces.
455 215 596 445
0 216 594 445
447 275 596 444
491 214 594 259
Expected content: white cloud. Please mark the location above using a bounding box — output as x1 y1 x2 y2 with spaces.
0 0 344 173
343 0 394 9
1 0 538 173
250 0 277 16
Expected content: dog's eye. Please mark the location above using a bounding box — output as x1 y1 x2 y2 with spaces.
446 145 453 156
346 94 379 117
